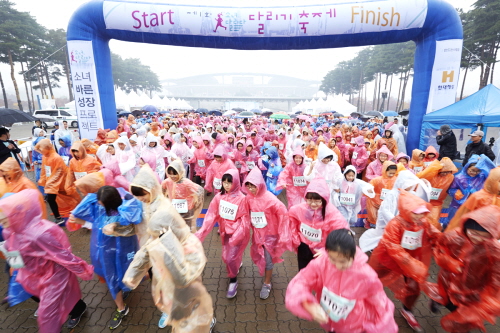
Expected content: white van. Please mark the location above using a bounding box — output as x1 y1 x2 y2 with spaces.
33 109 78 128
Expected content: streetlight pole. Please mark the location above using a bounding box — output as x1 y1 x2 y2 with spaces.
380 90 388 112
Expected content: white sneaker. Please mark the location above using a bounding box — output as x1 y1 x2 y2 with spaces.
158 312 169 329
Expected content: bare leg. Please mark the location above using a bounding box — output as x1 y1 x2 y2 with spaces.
114 291 125 311
264 269 272 285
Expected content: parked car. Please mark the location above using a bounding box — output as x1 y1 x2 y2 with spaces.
33 109 78 128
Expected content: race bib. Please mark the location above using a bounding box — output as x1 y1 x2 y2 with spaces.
266 171 273 178
45 166 51 178
246 161 256 170
0 244 25 269
250 212 268 228
293 176 307 187
430 187 442 201
350 138 356 144
300 223 322 243
413 166 423 173
219 200 238 221
74 172 87 180
235 161 242 169
320 287 356 323
380 188 390 200
352 152 358 159
261 155 269 161
213 178 222 190
279 144 284 150
424 162 432 167
198 160 206 168
171 199 188 213
61 156 69 165
339 193 356 206
401 229 423 250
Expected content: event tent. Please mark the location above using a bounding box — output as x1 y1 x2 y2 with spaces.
420 84 500 151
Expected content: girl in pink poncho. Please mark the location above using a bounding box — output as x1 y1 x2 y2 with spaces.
277 130 287 153
202 133 214 155
243 168 291 300
188 137 212 185
351 136 369 177
0 190 93 333
241 139 260 175
288 178 349 270
204 146 237 195
276 147 308 208
232 140 249 181
195 169 251 299
364 146 394 181
286 229 398 333
115 136 137 182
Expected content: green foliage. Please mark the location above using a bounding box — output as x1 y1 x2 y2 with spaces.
111 53 161 94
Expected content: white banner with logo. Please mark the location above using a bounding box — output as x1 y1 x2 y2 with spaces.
426 39 463 114
39 99 57 110
103 0 427 37
67 40 103 140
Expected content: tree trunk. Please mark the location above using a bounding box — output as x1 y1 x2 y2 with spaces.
372 73 378 110
376 73 382 110
364 82 367 113
8 50 23 111
400 71 410 111
42 61 55 99
36 65 45 97
0 72 8 108
387 75 393 111
64 48 74 101
28 69 36 111
396 72 403 112
460 63 470 100
490 42 499 84
20 62 32 113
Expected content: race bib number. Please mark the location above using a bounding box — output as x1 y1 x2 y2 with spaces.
250 212 268 228
171 199 188 213
279 144 284 150
235 161 242 169
45 166 51 178
198 160 206 168
424 162 432 167
246 161 256 170
300 223 322 243
401 229 423 250
339 193 356 206
413 166 423 173
266 171 273 178
350 138 356 144
320 287 356 322
74 172 87 180
61 156 69 165
352 152 358 159
261 155 269 161
293 176 307 187
213 178 222 190
380 188 391 200
219 200 238 221
430 188 442 200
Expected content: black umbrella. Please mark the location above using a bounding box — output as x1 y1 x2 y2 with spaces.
399 109 410 116
333 112 344 118
131 110 144 117
232 107 246 112
196 108 208 114
350 112 362 118
262 111 273 117
208 110 222 116
0 108 37 127
365 111 384 117
290 114 298 119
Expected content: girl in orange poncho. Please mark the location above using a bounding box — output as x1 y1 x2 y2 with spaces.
80 138 98 156
383 127 399 157
105 130 118 143
364 130 375 150
150 122 161 137
94 128 108 146
446 167 500 231
366 161 397 228
408 149 426 173
65 141 102 197
369 191 441 332
126 114 136 127
327 138 343 168
304 140 318 161
423 146 439 167
416 158 458 230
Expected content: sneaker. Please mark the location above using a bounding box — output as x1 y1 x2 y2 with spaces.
226 282 238 298
158 312 169 329
34 308 38 317
429 299 440 314
109 305 129 330
209 317 216 333
67 303 87 329
237 262 243 275
260 283 272 300
399 308 423 332
55 217 65 225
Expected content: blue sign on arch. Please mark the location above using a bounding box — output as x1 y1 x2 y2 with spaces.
67 0 463 152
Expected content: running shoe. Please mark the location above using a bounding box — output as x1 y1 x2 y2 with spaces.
226 282 238 298
158 312 169 329
55 217 65 225
399 308 423 332
209 317 216 332
109 305 129 330
67 303 87 329
429 299 440 314
260 283 272 300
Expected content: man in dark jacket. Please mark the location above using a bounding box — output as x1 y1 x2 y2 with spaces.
436 125 458 160
0 127 21 166
462 130 496 166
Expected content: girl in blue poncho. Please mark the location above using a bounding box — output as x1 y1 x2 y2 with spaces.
445 154 495 227
32 128 46 195
264 146 283 196
57 135 73 166
69 186 143 330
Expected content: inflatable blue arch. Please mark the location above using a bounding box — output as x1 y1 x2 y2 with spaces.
67 0 463 152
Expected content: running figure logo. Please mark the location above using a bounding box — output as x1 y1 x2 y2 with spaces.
213 13 227 32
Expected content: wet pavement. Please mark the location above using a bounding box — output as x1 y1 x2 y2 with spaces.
0 183 499 332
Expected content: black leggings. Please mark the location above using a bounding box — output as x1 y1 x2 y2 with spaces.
46 194 60 218
193 175 202 186
297 242 314 271
32 297 86 319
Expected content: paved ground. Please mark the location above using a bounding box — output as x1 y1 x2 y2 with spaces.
0 143 499 332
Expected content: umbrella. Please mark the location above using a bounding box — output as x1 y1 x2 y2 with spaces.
250 109 263 114
399 109 410 116
262 111 273 117
295 111 303 114
383 111 398 116
196 108 208 113
297 115 311 121
290 114 298 119
208 110 222 116
270 112 291 119
232 107 245 112
235 111 255 118
0 108 37 127
131 110 144 117
223 110 236 116
142 105 158 113
333 112 344 118
365 111 384 117
159 110 170 114
350 112 362 118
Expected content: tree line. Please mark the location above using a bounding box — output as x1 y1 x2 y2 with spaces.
0 0 161 113
320 0 500 112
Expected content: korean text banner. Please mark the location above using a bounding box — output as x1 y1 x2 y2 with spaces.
103 0 428 37
67 40 104 140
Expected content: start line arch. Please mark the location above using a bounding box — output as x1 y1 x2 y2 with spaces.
67 0 463 152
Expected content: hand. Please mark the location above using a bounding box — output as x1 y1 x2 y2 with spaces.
304 302 328 325
7 144 14 150
313 249 323 258
437 130 441 136
334 189 340 193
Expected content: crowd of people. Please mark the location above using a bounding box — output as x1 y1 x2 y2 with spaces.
0 111 499 333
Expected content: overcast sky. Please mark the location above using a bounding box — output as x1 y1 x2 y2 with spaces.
2 0 484 101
